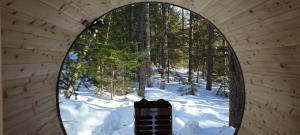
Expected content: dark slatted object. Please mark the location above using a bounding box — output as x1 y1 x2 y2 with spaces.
134 99 172 135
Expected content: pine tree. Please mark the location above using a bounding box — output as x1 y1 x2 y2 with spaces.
136 4 147 97
160 3 169 89
59 3 232 99
188 12 195 95
206 23 214 90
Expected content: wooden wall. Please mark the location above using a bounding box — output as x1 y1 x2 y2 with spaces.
1 0 300 135
0 2 3 135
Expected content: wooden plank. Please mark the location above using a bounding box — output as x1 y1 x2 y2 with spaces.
4 104 58 135
244 73 300 96
246 83 300 109
2 47 65 65
4 95 56 130
3 93 57 133
58 0 109 19
244 85 300 113
242 70 300 79
1 7 76 42
245 96 300 135
2 0 84 33
241 61 300 76
211 0 266 25
39 0 94 22
232 28 300 52
3 73 57 90
4 81 57 113
219 0 300 33
182 0 217 15
73 0 113 18
248 93 300 123
2 29 71 51
200 0 251 24
3 76 57 100
192 0 221 19
228 8 300 44
3 63 61 81
35 114 62 135
0 3 3 134
240 114 281 135
238 125 257 135
245 85 300 117
7 93 56 119
45 115 64 135
237 45 299 63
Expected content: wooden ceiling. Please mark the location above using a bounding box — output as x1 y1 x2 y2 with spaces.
1 0 300 134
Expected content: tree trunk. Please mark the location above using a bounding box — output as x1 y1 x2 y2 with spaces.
113 70 116 97
196 68 199 83
110 69 114 100
122 79 125 95
122 66 126 95
81 77 90 90
195 17 200 84
182 8 184 31
167 58 170 83
188 11 195 95
188 12 193 84
105 14 112 46
223 38 227 76
202 41 206 80
160 3 168 89
128 5 134 40
137 4 146 97
155 26 160 67
145 3 152 87
202 63 206 79
206 23 214 90
101 62 104 92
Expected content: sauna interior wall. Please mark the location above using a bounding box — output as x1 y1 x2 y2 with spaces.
1 0 300 135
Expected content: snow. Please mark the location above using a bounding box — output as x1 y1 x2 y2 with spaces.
59 67 235 135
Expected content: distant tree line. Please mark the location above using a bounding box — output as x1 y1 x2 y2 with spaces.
59 3 230 99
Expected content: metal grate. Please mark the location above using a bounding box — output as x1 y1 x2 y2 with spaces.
134 99 172 135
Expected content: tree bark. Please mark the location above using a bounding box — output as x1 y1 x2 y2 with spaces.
206 23 214 90
160 3 168 89
145 3 153 87
110 69 115 100
188 12 195 95
195 16 200 83
196 68 199 83
105 13 112 46
101 64 104 92
127 5 134 40
167 58 170 83
113 70 116 97
188 12 193 84
137 4 146 97
122 66 126 95
182 8 184 31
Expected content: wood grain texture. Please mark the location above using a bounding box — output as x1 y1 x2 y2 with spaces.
1 2 3 134
1 0 300 135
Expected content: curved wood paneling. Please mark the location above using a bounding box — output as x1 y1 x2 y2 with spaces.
1 0 300 134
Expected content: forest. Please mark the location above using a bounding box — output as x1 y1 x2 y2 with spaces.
59 3 230 98
58 3 244 135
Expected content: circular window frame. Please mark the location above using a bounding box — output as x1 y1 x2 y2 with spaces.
55 2 246 135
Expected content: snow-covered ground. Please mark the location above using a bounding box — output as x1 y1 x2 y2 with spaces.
59 67 235 135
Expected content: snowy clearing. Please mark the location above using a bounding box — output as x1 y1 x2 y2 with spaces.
59 68 235 135
59 85 234 135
